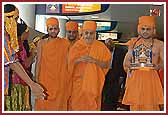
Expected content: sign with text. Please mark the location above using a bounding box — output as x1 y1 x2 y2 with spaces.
62 4 101 13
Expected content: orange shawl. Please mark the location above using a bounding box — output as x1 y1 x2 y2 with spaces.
68 39 111 110
35 38 70 111
159 69 164 89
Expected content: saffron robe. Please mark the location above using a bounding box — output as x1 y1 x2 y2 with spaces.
159 69 164 89
122 38 164 111
68 39 111 111
35 38 70 111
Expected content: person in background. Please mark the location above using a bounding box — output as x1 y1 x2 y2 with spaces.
29 35 42 80
65 21 79 48
122 16 164 111
101 38 127 111
68 21 112 111
64 21 79 109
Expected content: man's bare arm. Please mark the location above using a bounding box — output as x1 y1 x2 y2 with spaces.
9 62 45 99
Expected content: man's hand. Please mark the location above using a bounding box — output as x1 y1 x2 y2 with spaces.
127 49 133 62
75 55 110 68
30 82 47 99
75 56 96 64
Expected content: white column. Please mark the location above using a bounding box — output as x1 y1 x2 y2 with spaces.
58 18 67 38
14 4 36 29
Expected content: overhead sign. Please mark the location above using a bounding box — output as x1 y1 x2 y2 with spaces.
62 4 101 13
46 4 60 13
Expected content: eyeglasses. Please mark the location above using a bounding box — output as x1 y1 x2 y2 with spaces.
48 27 59 31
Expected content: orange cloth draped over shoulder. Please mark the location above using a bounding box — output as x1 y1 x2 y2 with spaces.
35 38 70 111
122 38 164 111
68 39 111 111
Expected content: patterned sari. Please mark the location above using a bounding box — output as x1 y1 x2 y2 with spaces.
5 40 31 111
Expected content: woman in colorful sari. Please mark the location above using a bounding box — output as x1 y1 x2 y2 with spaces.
5 19 33 111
